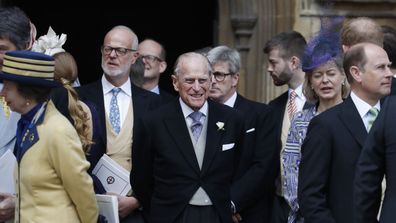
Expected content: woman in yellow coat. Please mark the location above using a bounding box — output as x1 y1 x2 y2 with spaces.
0 50 98 223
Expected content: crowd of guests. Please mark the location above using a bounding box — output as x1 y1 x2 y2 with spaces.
0 5 396 223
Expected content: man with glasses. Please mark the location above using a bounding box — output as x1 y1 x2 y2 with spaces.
207 45 278 222
138 38 174 103
77 25 160 223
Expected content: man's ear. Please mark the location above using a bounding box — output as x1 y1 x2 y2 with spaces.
290 56 301 70
159 61 167 74
349 66 362 83
232 73 240 87
171 74 179 92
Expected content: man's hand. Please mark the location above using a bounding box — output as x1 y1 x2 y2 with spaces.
0 193 15 221
106 193 140 219
232 213 242 223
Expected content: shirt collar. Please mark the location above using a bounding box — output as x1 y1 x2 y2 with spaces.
350 91 380 119
101 75 132 97
179 97 208 119
223 92 238 108
150 85 160 95
289 84 304 99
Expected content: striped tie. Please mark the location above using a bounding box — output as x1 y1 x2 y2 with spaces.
367 107 379 131
287 90 297 121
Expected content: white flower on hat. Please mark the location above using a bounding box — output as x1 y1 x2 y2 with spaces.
32 26 66 56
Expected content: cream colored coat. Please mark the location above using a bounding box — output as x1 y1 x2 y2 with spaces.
15 101 98 223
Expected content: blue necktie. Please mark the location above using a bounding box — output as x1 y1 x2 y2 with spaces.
189 111 203 141
110 88 121 134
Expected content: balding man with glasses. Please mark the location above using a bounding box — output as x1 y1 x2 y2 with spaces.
138 38 175 103
77 25 161 223
207 45 278 223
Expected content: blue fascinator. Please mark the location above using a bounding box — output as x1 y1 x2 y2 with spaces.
302 17 344 73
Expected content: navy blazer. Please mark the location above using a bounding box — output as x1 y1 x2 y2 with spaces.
298 97 368 223
354 95 396 223
131 99 245 223
230 94 278 222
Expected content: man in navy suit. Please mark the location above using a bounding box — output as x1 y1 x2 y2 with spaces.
77 25 160 223
263 31 311 223
207 45 277 223
131 52 245 223
298 43 393 223
354 94 396 223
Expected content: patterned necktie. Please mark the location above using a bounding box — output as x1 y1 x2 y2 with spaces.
287 90 297 121
110 88 121 134
189 111 203 141
367 107 379 131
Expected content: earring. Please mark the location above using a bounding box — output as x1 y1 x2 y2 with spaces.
342 81 345 86
26 100 30 106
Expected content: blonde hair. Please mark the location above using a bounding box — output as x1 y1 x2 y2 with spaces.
54 52 93 152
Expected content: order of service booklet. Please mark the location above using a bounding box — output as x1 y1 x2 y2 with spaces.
92 154 131 196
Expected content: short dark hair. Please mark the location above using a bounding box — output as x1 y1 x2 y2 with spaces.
343 43 367 83
263 31 307 59
382 25 396 69
0 6 31 50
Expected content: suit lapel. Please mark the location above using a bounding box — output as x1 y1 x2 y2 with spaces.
164 102 201 174
201 101 225 175
339 97 367 147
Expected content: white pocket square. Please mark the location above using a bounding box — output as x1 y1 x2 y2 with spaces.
246 128 255 133
222 143 235 151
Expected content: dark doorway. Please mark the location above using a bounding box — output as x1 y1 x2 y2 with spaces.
4 1 217 94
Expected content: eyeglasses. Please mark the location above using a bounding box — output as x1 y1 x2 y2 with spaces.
101 45 136 56
141 54 163 63
212 71 234 82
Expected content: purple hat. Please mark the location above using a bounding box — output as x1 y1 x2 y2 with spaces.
302 17 344 73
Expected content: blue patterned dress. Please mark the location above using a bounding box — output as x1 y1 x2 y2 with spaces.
281 106 317 223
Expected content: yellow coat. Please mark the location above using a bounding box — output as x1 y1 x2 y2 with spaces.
15 101 98 223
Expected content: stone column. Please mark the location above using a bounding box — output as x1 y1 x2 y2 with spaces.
229 0 257 99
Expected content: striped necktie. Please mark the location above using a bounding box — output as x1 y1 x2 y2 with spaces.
287 90 297 121
367 107 379 131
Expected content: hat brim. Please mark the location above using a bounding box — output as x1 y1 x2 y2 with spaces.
0 71 61 88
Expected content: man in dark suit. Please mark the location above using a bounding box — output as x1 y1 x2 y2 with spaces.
263 31 311 223
138 38 175 103
382 25 396 95
354 95 396 223
298 43 393 223
77 25 160 223
131 52 245 223
207 45 278 223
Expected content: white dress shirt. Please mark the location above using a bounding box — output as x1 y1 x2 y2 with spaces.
102 75 132 128
350 91 380 131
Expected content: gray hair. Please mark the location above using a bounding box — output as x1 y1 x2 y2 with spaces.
206 45 241 74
